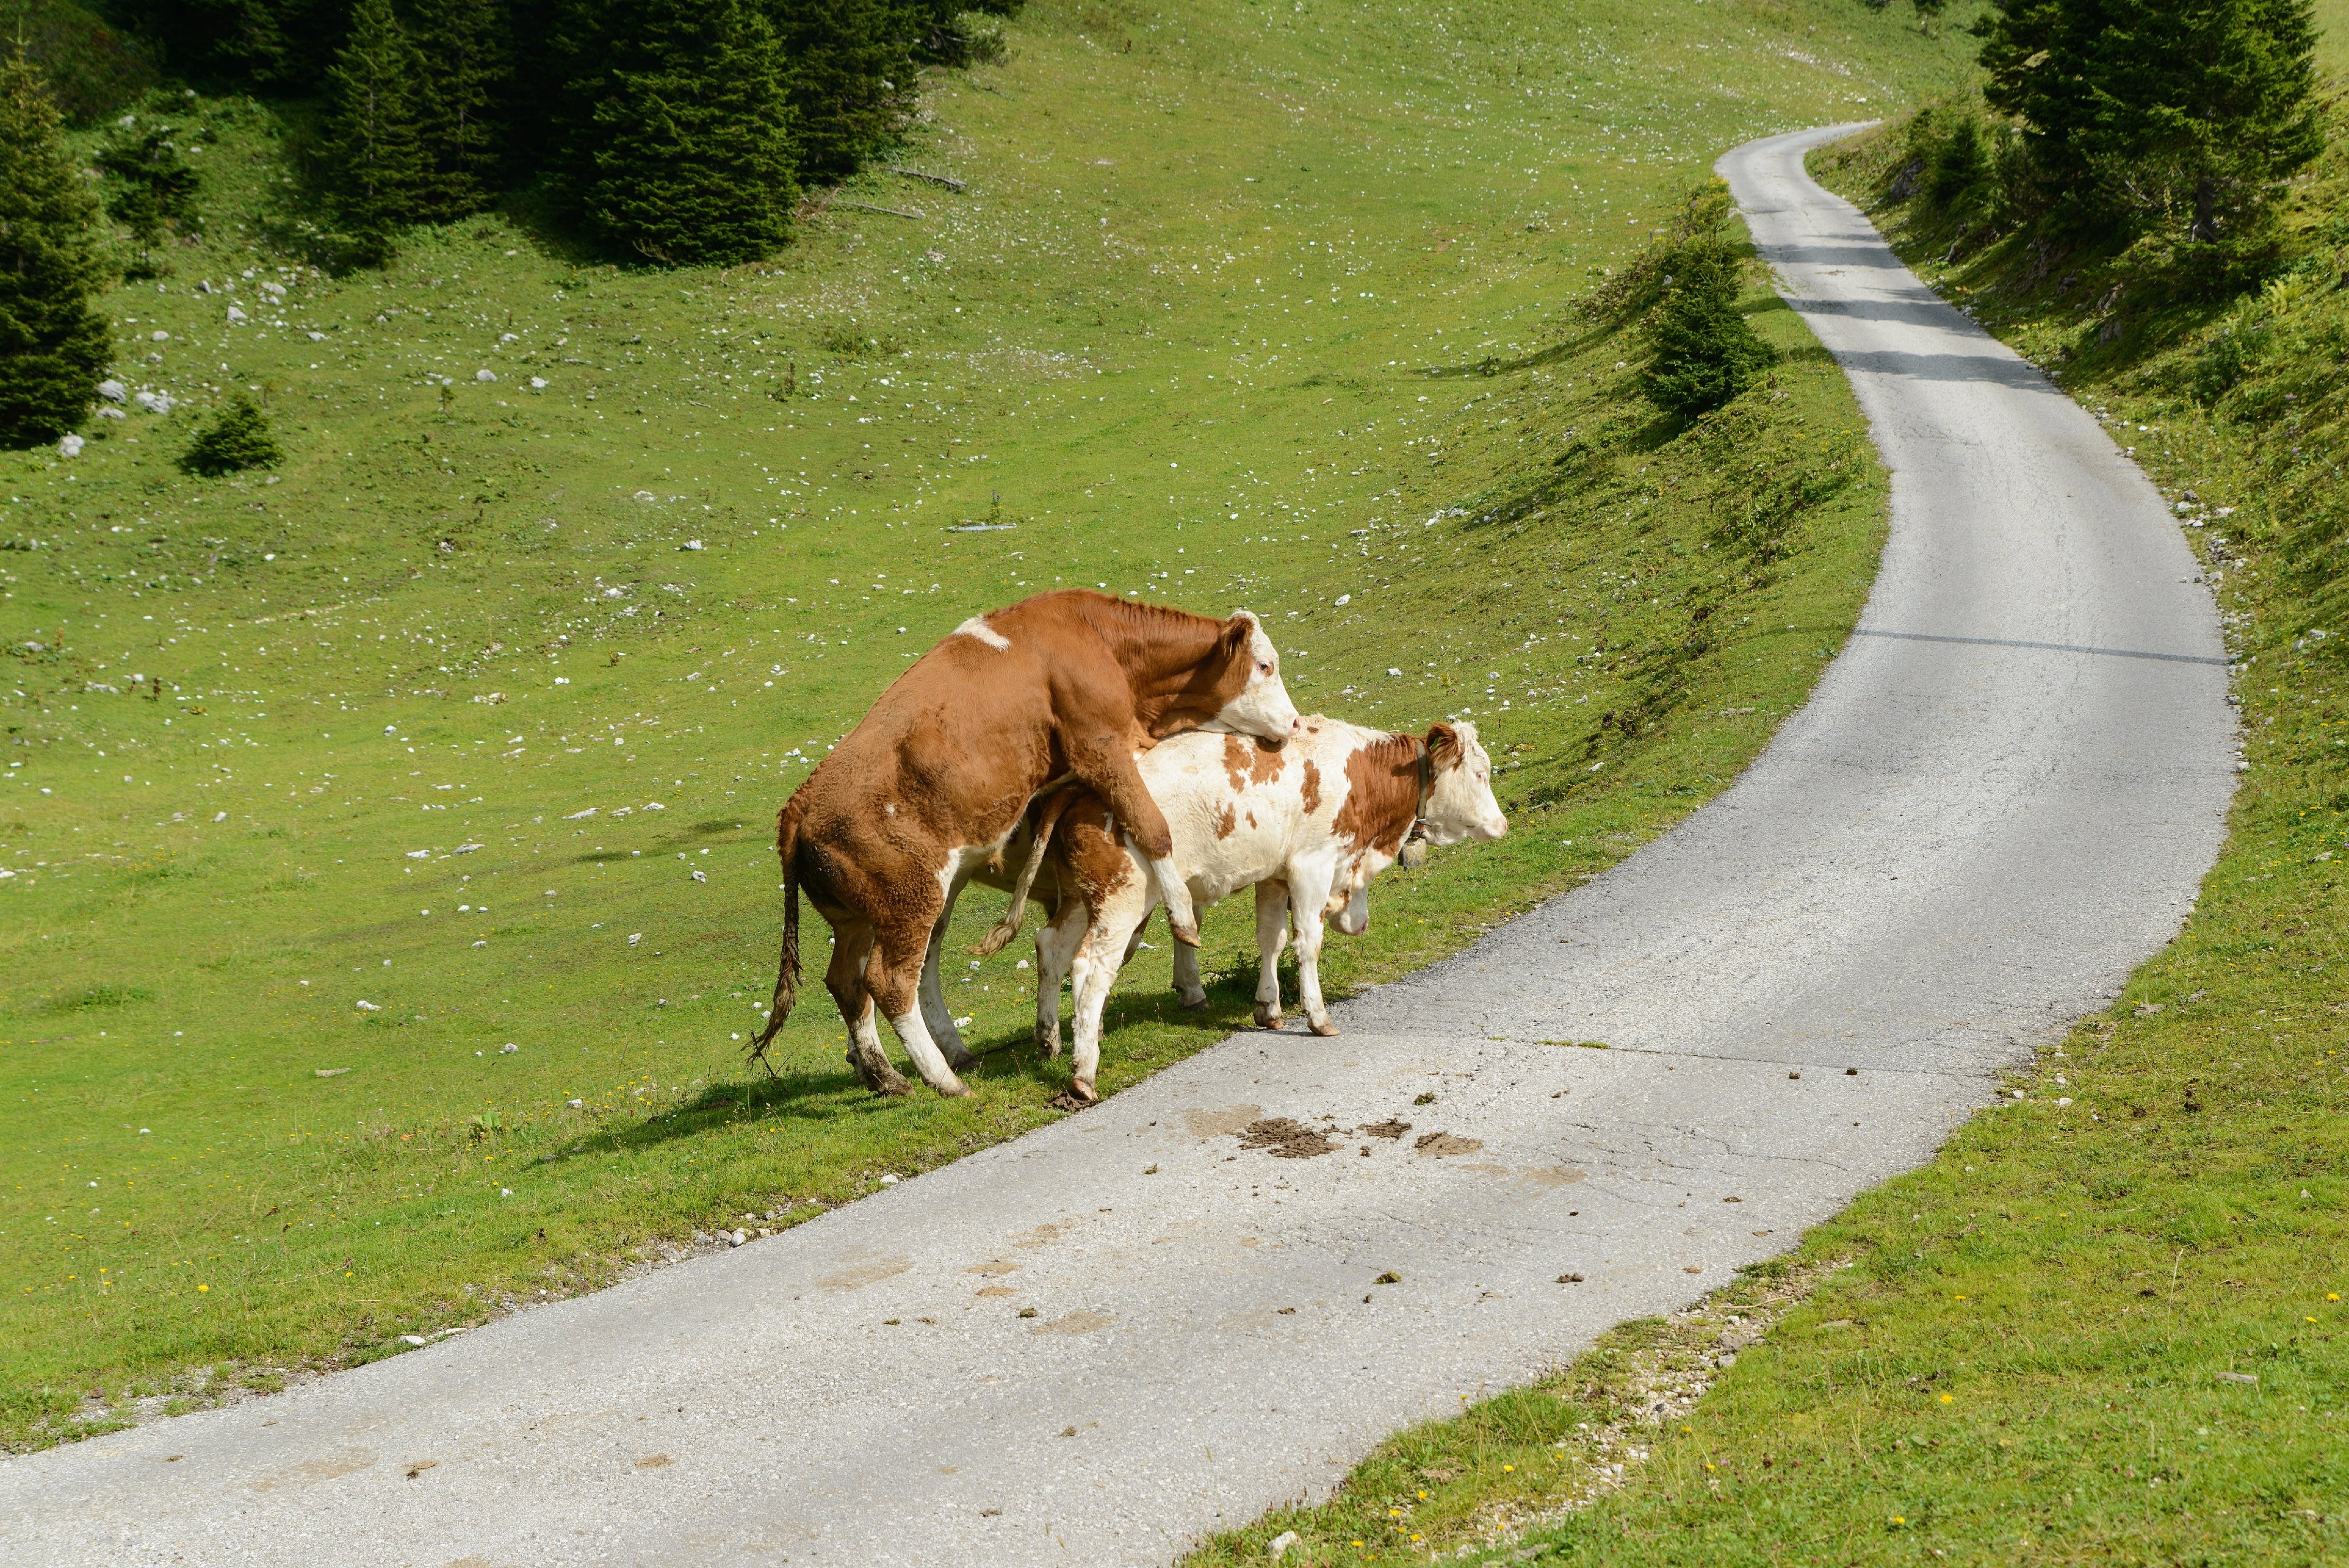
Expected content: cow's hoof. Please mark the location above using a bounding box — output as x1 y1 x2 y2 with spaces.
1170 921 1202 948
1253 1003 1283 1030
873 1074 915 1098
1177 994 1210 1013
1308 1016 1341 1038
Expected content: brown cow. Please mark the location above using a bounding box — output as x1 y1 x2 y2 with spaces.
752 590 1301 1096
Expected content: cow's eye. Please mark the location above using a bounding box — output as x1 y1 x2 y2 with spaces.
1258 661 1273 675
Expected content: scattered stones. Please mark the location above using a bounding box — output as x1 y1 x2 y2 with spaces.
1557 1273 1584 1284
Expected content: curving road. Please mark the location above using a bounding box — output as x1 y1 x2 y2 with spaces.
0 128 2235 1567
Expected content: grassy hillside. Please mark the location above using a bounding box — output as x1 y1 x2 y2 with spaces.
0 0 1977 1448
1180 28 2349 1568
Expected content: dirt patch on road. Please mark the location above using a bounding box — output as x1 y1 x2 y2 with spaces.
1358 1118 1414 1140
1184 1104 1266 1139
1413 1132 1484 1158
1237 1118 1341 1159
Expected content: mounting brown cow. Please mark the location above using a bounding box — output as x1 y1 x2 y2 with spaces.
751 590 1301 1096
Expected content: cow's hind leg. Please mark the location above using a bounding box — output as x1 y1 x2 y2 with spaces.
1068 899 1147 1105
1171 927 1209 1011
1033 897 1086 1059
873 916 972 1097
1285 861 1342 1037
1251 881 1291 1030
824 921 910 1096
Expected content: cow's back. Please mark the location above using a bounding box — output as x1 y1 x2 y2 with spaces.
1134 719 1378 894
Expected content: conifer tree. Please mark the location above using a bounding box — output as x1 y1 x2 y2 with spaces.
1979 0 2320 241
180 392 280 475
321 0 429 261
766 0 918 181
0 47 111 448
406 0 511 221
2084 0 2320 241
576 0 799 265
1641 235 1776 419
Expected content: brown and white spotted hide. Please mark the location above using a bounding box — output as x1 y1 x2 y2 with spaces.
1032 716 1505 1100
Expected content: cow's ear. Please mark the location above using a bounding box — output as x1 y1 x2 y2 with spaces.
1425 722 1463 769
1221 612 1258 652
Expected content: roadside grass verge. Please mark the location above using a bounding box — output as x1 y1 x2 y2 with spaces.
0 0 1975 1449
1179 76 2349 1568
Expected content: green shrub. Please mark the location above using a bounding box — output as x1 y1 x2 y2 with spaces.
1640 235 1776 419
12 0 158 123
953 10 1011 63
1926 109 1987 209
179 393 280 475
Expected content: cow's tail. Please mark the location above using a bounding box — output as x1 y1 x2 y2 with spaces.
748 795 806 1074
975 788 1077 958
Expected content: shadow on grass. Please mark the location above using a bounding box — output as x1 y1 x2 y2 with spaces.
527 978 1269 1170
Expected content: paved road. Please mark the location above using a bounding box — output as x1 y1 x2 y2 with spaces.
1 127 2236 1567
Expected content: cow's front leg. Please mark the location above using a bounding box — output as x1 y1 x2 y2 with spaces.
1251 880 1290 1030
919 876 974 1069
1287 864 1340 1037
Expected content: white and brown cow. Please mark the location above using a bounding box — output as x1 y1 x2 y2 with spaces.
1025 716 1506 1102
752 590 1301 1099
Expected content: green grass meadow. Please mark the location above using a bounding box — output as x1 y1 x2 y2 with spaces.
1180 18 2349 1566
0 0 1979 1448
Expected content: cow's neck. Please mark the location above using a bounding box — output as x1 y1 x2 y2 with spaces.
1117 619 1230 736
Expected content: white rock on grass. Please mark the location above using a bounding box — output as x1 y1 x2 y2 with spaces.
1270 1533 1301 1561
226 306 247 324
97 379 126 402
96 405 124 419
475 369 497 382
57 433 82 457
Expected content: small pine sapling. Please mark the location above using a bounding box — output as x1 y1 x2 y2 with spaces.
180 393 281 476
1640 230 1776 419
96 123 203 276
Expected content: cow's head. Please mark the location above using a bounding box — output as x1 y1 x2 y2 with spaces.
1416 721 1507 846
1203 610 1303 743
1326 872 1372 937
